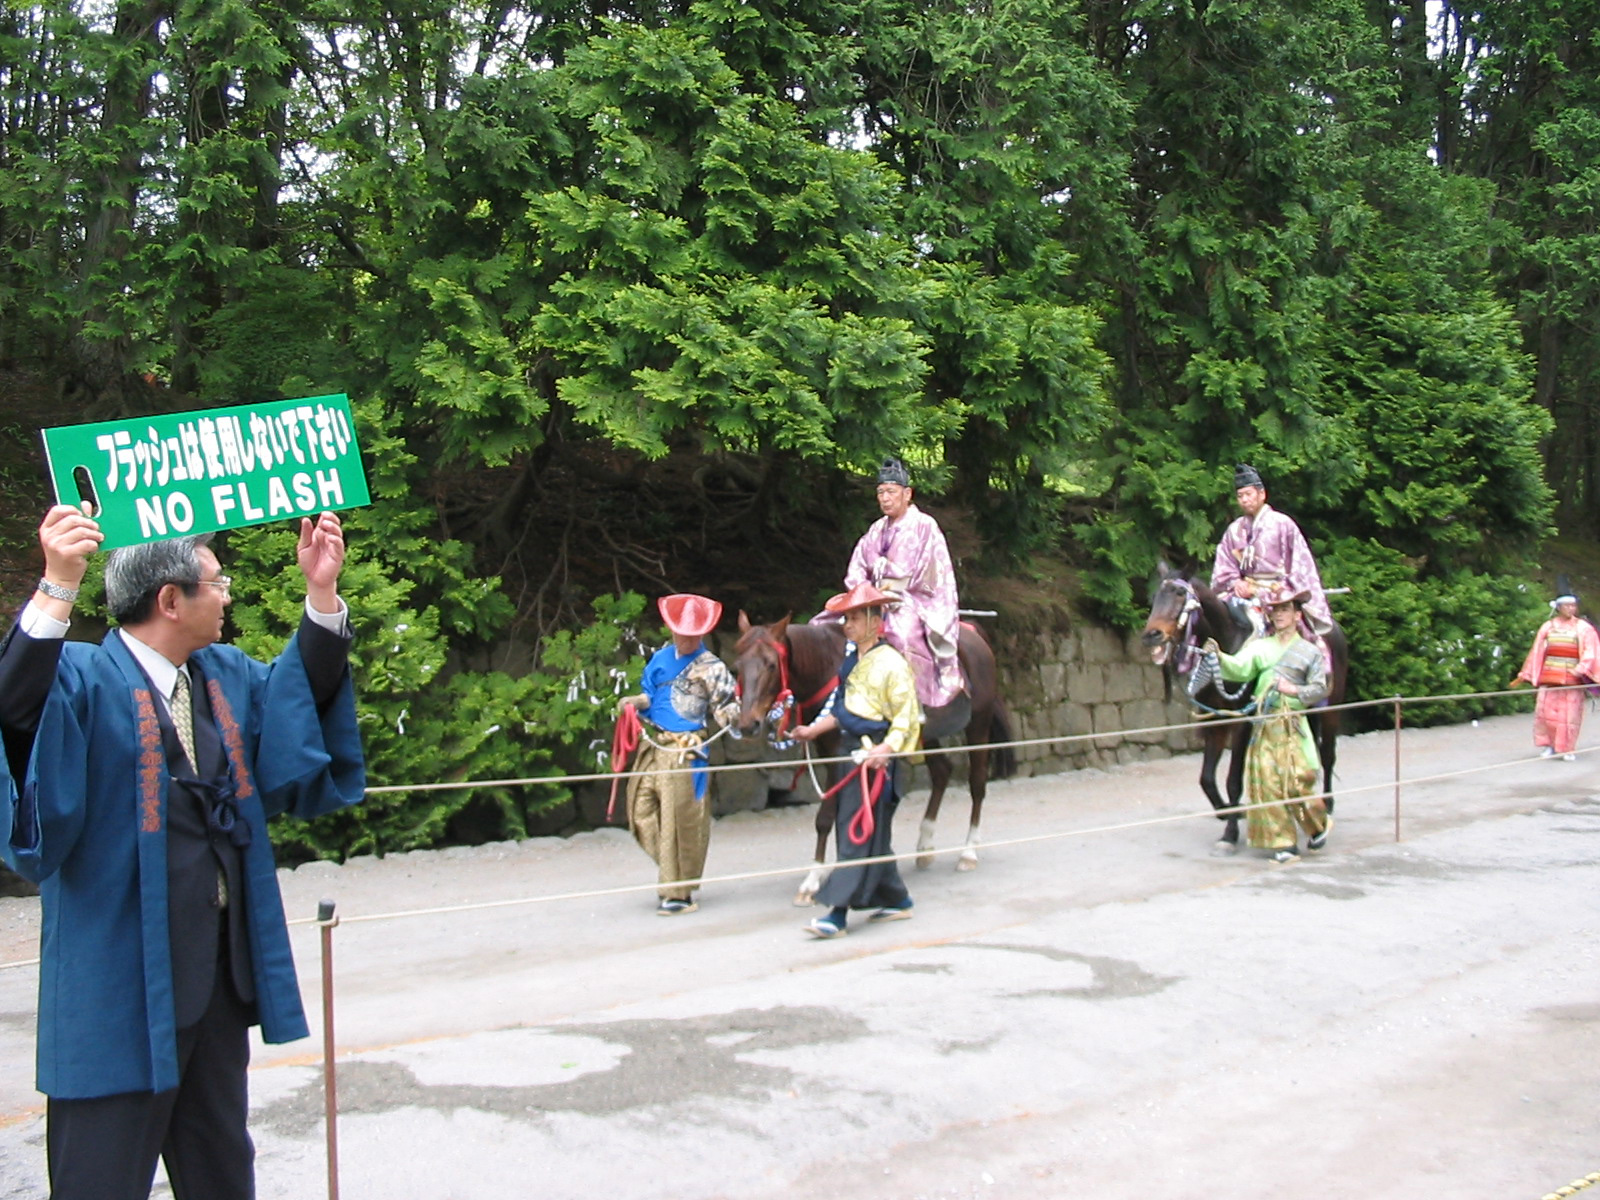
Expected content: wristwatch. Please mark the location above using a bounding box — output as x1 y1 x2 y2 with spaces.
36 578 79 603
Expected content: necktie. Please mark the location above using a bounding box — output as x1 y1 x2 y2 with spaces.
173 670 229 909
171 670 197 770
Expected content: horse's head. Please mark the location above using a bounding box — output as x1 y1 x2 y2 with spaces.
733 611 791 735
1141 562 1197 668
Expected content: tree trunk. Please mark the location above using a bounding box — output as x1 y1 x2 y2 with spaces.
67 0 168 413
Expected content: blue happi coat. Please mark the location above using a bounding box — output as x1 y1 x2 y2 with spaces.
1 629 364 1099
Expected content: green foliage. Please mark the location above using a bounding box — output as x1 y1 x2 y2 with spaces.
852 0 1126 555
1523 102 1600 532
223 508 647 859
515 23 949 465
206 381 651 858
3 0 1594 858
1078 0 1555 632
1080 0 1390 607
1318 538 1545 727
1430 0 1600 533
1311 152 1554 565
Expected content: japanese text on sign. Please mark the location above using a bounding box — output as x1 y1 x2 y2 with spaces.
42 394 370 550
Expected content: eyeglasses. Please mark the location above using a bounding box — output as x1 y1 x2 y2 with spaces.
198 575 233 595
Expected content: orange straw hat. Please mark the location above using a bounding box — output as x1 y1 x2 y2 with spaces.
823 582 898 615
658 593 722 637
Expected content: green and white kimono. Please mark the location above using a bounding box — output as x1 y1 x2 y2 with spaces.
1215 635 1329 850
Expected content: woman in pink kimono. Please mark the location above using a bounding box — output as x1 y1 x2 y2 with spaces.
821 459 963 710
1514 594 1600 760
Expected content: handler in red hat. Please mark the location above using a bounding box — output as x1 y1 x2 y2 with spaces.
793 583 922 937
618 594 740 914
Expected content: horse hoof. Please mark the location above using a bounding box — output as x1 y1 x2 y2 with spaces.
915 854 935 871
1211 840 1238 857
955 854 978 872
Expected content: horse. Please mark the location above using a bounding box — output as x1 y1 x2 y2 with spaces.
733 612 1016 904
1140 563 1349 854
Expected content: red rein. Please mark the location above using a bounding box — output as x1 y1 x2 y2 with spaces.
740 635 836 739
606 703 643 821
822 759 887 845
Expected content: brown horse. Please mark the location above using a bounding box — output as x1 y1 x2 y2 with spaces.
1140 563 1348 853
733 612 1016 904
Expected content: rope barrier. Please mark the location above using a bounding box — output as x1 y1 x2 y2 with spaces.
2 680 1586 1200
359 681 1568 796
1 730 1585 963
0 686 1586 969
243 739 1600 927
1543 1172 1600 1200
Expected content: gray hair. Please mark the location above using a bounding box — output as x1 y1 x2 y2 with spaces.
105 533 215 626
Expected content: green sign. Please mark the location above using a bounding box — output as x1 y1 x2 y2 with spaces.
42 393 370 549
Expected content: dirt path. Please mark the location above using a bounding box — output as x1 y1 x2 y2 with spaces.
2 713 1598 1199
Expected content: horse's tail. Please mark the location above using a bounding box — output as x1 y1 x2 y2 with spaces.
987 697 1018 781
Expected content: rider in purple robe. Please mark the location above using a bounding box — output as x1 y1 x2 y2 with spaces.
817 458 963 708
1211 464 1332 642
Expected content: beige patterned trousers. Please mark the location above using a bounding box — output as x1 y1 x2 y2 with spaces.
626 736 710 900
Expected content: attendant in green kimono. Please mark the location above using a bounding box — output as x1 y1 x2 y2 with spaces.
1205 584 1331 863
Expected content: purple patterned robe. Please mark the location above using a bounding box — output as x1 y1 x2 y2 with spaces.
817 505 963 707
1211 503 1332 634
851 505 960 704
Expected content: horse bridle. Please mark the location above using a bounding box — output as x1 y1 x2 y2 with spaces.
1160 578 1203 677
1163 579 1256 716
738 633 837 748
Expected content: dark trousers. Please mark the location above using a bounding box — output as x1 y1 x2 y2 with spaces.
46 967 255 1200
816 762 912 913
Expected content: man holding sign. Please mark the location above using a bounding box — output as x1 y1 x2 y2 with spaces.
0 505 365 1200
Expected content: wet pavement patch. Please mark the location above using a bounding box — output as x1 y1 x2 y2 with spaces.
936 1032 1003 1056
1256 849 1495 894
964 943 1178 1002
1272 876 1366 900
1536 1002 1600 1023
255 1004 866 1138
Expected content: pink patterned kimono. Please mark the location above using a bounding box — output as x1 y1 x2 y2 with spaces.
1516 617 1600 754
818 505 963 707
1212 503 1333 635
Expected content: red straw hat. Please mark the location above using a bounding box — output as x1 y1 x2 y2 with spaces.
823 582 898 615
658 593 721 637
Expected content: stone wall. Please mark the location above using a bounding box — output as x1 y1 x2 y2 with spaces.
997 622 1200 778
690 618 1202 819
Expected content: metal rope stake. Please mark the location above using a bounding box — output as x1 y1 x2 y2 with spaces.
317 899 340 1200
1392 697 1403 843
